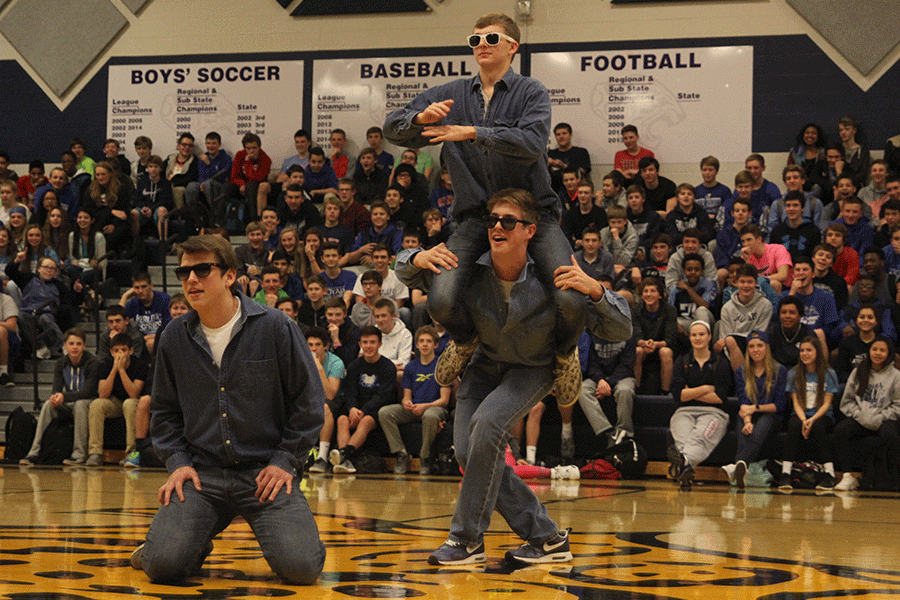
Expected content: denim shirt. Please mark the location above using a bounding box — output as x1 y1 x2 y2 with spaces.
395 249 632 367
150 293 325 475
383 68 558 218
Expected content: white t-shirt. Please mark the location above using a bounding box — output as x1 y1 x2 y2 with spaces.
200 301 241 367
352 269 409 301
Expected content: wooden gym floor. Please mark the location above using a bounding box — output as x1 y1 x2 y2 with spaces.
1 465 900 599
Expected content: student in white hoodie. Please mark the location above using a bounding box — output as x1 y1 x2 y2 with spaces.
374 298 413 381
834 337 900 491
715 263 773 372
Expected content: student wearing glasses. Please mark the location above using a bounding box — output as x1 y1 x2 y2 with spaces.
384 13 585 407
5 256 71 359
162 133 198 211
131 235 325 585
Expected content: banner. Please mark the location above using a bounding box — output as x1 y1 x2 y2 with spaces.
107 60 304 165
530 46 753 164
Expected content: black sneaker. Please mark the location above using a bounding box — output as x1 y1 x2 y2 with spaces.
816 473 836 490
678 464 695 490
0 372 13 387
777 473 793 490
667 444 684 480
505 529 573 564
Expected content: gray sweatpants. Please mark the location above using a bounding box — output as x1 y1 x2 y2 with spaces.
670 406 729 468
578 377 635 436
378 404 448 459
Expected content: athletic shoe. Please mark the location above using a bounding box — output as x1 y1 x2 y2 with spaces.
35 347 51 360
550 465 580 480
62 456 85 466
394 451 410 474
0 372 14 387
19 455 38 466
777 473 793 490
667 444 685 480
122 451 141 468
834 472 858 491
428 539 486 565
678 464 695 490
506 529 573 564
434 339 478 386
85 454 103 467
419 458 431 476
560 436 575 459
330 449 357 474
817 473 836 490
734 460 747 489
308 457 329 473
553 351 582 408
610 429 629 447
721 464 736 485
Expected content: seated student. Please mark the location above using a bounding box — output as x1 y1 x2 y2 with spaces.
811 243 849 311
721 331 788 487
34 167 79 219
353 148 390 207
561 179 607 250
352 243 409 321
276 165 312 213
600 206 637 276
130 155 174 241
319 194 354 253
300 227 325 282
119 273 171 355
769 191 821 263
392 162 429 220
319 242 356 307
781 256 839 350
98 305 146 359
277 129 311 189
20 224 60 273
668 253 716 336
669 320 732 490
824 223 859 289
328 128 351 179
855 246 893 305
716 263 774 371
336 178 372 238
716 170 756 234
557 166 580 212
859 159 889 220
614 125 653 181
663 183 715 247
836 304 880 382
17 160 47 209
598 170 626 211
626 184 662 261
275 297 301 328
423 208 450 249
694 155 731 223
20 328 99 466
69 137 95 177
715 197 752 288
235 221 269 297
260 206 281 250
85 332 148 466
226 133 272 222
778 335 838 490
357 126 394 173
306 326 347 474
298 275 328 328
130 136 152 183
253 266 288 307
638 156 677 216
840 274 898 345
767 295 812 369
630 232 672 289
767 165 826 232
574 225 614 281
184 131 232 226
5 255 70 359
269 248 304 299
740 224 792 293
429 166 454 223
834 337 900 491
304 147 339 202
373 298 413 377
276 183 321 235
833 196 873 265
325 297 361 367
378 325 451 475
665 228 717 293
632 277 676 394
877 199 900 250
330 325 397 474
1 180 31 227
162 133 198 211
350 270 389 328
824 173 871 223
384 183 416 230
344 200 403 266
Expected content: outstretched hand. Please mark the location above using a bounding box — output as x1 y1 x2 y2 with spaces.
412 243 459 274
554 255 604 300
414 100 454 125
422 125 476 143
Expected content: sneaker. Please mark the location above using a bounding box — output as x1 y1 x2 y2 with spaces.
0 372 14 387
777 473 793 490
308 457 329 473
428 539 486 565
834 472 858 491
419 458 431 476
19 455 38 466
506 529 573 564
122 451 141 468
434 338 478 386
551 465 580 480
734 460 747 489
553 350 582 407
610 428 629 447
560 436 575 459
817 473 836 490
85 454 103 467
330 449 356 474
394 451 410 474
721 464 736 485
667 444 685 480
35 347 51 360
678 464 695 490
62 456 85 466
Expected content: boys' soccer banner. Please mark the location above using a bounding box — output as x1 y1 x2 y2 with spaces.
530 46 753 163
106 60 304 165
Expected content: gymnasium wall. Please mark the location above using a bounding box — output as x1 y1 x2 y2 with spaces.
0 0 897 189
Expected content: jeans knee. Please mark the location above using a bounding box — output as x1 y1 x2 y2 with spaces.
142 549 190 583
270 549 325 585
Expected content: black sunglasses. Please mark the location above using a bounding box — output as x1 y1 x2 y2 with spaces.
174 262 226 281
481 214 532 230
467 32 516 48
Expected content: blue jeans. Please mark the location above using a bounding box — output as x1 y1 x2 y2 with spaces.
735 412 782 463
450 359 560 546
141 465 325 584
428 211 585 353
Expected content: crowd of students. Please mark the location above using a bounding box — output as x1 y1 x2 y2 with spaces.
4 113 900 486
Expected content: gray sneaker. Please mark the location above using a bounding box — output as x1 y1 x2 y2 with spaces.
85 454 103 467
19 455 38 466
308 457 329 473
63 456 85 466
505 529 572 564
394 451 410 474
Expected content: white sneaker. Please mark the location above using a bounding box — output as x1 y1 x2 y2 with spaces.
551 465 580 480
834 472 858 491
721 464 736 485
35 347 51 360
